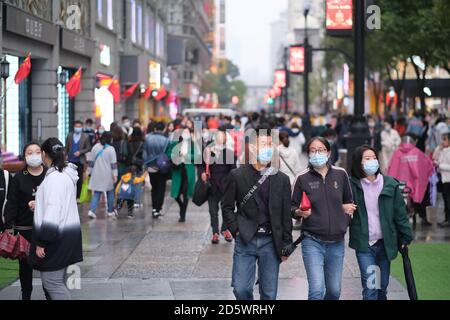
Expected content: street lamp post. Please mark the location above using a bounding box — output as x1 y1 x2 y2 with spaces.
283 47 289 114
302 1 313 144
345 0 371 170
304 5 310 116
0 56 10 151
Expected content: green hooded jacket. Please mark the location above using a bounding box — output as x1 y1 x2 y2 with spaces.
349 175 413 261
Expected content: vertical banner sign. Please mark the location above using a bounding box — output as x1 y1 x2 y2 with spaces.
289 46 305 74
274 69 286 88
326 0 353 37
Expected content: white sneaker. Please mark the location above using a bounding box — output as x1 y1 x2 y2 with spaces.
88 211 97 219
107 210 119 219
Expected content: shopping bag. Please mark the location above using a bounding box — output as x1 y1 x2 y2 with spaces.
79 177 92 204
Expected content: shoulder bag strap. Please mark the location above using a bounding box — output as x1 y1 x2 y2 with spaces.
95 145 108 162
239 166 275 209
279 153 295 176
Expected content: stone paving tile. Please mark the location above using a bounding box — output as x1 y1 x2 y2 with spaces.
0 192 417 300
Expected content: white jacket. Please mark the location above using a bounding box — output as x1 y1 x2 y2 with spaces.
278 145 303 186
30 163 83 271
438 147 450 183
380 129 401 171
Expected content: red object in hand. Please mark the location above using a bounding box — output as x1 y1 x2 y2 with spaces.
300 192 311 211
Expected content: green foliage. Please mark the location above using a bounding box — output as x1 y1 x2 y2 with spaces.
201 59 247 107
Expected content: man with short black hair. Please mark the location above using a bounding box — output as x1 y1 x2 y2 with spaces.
222 125 292 300
143 122 169 218
66 120 91 199
83 118 96 146
121 116 133 137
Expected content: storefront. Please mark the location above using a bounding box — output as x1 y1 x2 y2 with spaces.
59 28 95 138
1 3 57 154
2 54 32 156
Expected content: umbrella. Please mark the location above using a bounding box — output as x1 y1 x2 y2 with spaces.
399 245 418 300
12 234 30 261
0 232 18 259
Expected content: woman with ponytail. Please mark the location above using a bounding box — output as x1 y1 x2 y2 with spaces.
29 138 83 300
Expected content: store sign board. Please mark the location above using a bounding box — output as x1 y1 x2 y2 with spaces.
149 61 161 89
99 43 111 66
61 29 95 57
4 4 57 45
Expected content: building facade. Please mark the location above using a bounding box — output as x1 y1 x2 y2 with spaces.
0 0 168 157
166 0 212 110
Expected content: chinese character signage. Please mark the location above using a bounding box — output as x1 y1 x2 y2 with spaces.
289 46 305 74
326 0 353 37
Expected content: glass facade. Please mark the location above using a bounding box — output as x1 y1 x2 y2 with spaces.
3 55 31 156
57 68 75 144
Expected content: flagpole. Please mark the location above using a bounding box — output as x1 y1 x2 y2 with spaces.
1 80 14 151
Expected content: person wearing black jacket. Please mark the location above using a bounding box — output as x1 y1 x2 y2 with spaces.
200 128 236 244
4 142 46 300
291 136 356 300
222 125 293 300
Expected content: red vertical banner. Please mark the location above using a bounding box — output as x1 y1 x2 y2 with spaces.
326 0 353 36
274 69 286 88
289 46 305 74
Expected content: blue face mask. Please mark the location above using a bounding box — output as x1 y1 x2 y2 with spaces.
363 159 380 176
257 148 274 164
309 153 329 168
74 128 82 134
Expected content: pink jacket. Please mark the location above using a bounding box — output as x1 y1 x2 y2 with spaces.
387 143 433 204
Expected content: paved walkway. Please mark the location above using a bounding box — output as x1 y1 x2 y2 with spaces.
0 184 417 300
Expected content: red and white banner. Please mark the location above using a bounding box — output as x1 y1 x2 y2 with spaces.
326 0 353 30
274 69 286 88
289 46 305 73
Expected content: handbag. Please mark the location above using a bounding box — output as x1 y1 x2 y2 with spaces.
193 163 210 207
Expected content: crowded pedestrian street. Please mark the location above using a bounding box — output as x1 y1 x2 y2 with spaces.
0 191 419 300
0 0 450 307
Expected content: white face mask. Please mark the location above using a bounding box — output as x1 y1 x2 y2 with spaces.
26 154 43 168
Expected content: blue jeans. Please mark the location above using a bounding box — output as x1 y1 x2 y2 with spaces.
134 182 144 204
302 235 345 300
231 234 280 300
355 240 391 300
90 190 115 213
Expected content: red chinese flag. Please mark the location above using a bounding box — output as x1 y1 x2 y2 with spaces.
14 54 31 84
66 68 82 98
123 82 139 98
300 192 311 211
108 79 121 103
143 86 152 99
155 86 168 101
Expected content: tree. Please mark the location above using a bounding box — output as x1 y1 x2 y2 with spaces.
201 59 247 107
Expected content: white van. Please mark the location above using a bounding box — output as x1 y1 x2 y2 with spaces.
182 108 236 118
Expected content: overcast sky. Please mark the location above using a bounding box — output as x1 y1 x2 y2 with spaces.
226 0 288 87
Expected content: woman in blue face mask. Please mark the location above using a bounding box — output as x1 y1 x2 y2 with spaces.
291 137 356 300
349 145 413 300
